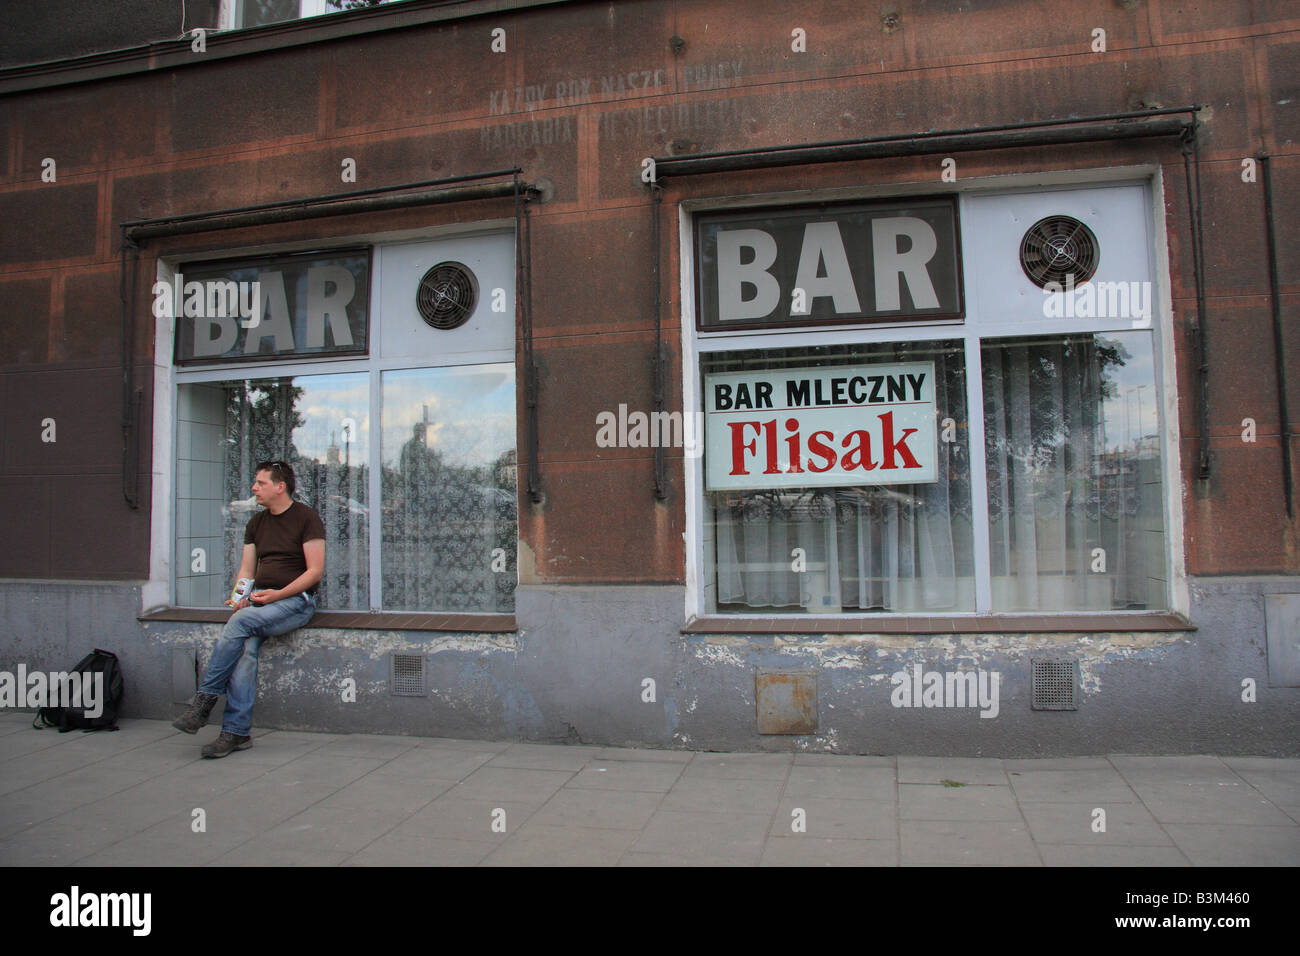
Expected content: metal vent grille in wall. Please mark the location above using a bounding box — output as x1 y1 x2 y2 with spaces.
389 653 426 696
1031 658 1078 710
1019 215 1099 289
416 261 478 330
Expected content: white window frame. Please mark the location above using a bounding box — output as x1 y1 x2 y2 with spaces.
680 165 1188 623
143 222 517 615
217 0 328 31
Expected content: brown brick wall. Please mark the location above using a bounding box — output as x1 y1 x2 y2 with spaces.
0 0 1296 581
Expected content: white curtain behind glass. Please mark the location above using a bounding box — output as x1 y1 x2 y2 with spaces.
712 346 972 613
982 335 1156 611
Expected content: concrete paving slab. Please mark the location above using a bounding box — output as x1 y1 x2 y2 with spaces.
73 816 255 866
210 844 352 866
480 823 639 866
899 783 1023 822
343 833 496 866
783 765 897 801
770 796 897 841
1038 844 1190 866
1230 770 1300 807
408 736 511 752
372 746 498 781
527 787 663 830
1163 824 1300 866
1002 757 1115 771
319 772 455 814
0 818 142 865
1007 769 1140 804
760 836 899 866
589 747 693 763
657 774 786 814
1109 754 1236 783
683 752 793 780
0 767 157 836
396 796 540 842
793 753 896 768
900 820 1041 866
0 730 78 761
1019 801 1172 846
248 804 413 855
1221 756 1300 772
0 747 146 795
248 752 387 783
95 745 204 775
444 766 574 804
898 756 1008 786
629 809 769 864
312 734 421 760
486 743 606 771
566 760 686 792
1134 783 1297 825
194 790 329 835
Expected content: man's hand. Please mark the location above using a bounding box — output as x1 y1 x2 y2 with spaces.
224 597 251 610
249 589 282 605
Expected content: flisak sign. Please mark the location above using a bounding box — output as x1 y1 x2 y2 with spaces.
171 248 371 365
704 361 938 491
695 197 962 330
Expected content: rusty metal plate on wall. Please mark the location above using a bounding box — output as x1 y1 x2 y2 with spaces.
756 670 818 734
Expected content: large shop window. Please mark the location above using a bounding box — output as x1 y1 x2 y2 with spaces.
703 340 974 613
694 186 1171 616
170 237 517 613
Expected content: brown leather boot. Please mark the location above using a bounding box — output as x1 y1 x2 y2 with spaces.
172 692 219 734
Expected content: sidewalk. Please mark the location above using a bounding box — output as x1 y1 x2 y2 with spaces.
1 711 1296 866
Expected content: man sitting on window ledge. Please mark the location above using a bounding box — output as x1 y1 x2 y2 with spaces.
172 460 325 758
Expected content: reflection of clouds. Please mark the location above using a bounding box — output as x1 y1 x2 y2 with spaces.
1099 332 1158 453
381 366 515 468
280 373 369 461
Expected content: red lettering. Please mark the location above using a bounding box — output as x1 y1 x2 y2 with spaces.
762 420 779 474
840 430 877 470
879 411 921 469
727 421 761 475
783 418 803 473
806 430 837 472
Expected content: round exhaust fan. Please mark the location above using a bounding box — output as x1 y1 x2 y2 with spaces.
1019 215 1100 288
416 261 478 330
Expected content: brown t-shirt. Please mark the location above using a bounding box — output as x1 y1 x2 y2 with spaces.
244 501 326 593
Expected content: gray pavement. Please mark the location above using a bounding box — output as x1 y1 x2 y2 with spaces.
1 710 1297 866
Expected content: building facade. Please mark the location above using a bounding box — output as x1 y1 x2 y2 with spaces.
1 0 1297 755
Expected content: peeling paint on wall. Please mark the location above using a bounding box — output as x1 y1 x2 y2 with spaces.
684 629 1193 697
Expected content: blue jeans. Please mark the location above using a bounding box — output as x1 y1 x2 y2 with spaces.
199 592 316 735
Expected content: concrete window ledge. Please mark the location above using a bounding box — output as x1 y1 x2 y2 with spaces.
139 608 517 633
681 612 1195 635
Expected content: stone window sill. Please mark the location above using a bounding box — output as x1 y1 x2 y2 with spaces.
139 608 517 633
681 612 1195 635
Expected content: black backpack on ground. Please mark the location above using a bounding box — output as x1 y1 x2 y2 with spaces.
31 648 125 733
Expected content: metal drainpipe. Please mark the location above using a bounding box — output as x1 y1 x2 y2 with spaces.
1260 155 1294 517
651 183 666 500
120 230 142 508
1180 125 1211 480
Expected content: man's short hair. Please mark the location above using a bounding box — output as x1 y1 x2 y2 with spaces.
256 459 296 497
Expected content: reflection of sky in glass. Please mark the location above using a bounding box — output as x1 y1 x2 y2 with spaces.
278 373 370 463
382 365 515 468
1098 332 1158 453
